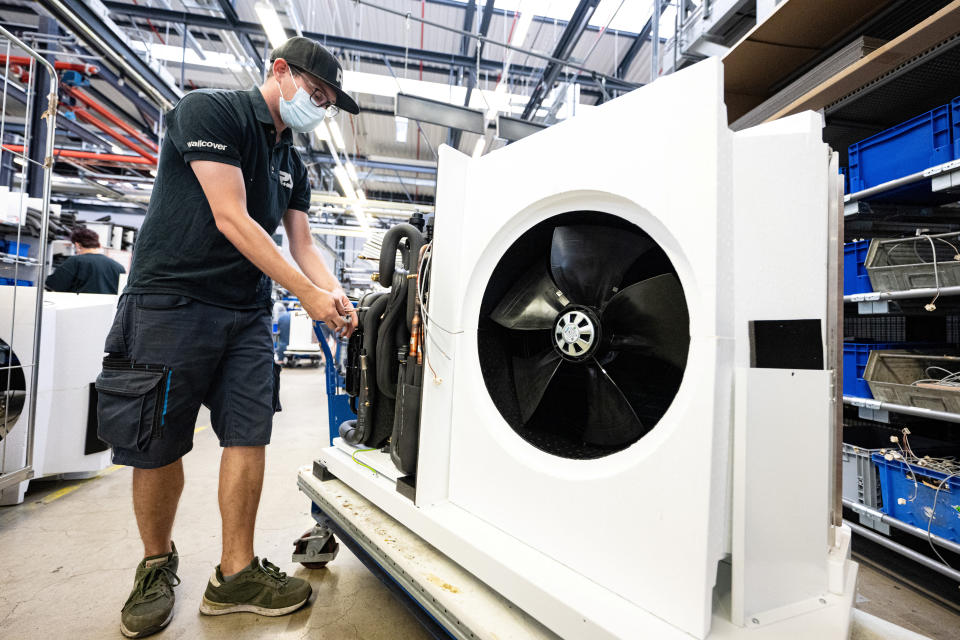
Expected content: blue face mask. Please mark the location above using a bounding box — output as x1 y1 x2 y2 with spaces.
277 77 327 133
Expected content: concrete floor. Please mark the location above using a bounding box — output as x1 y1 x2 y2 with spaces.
0 367 430 640
1 366 958 639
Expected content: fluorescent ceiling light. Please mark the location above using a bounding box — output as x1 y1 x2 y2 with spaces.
472 137 486 158
395 116 409 143
129 41 246 71
345 162 359 185
254 2 288 50
341 70 576 121
352 204 371 235
497 114 548 142
327 120 347 152
333 165 356 200
396 93 485 134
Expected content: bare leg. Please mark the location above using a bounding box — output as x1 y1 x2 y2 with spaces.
218 445 265 575
133 459 184 558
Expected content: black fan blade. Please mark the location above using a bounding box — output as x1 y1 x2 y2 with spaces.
603 274 690 370
549 225 654 308
513 348 563 423
581 358 645 446
490 261 568 330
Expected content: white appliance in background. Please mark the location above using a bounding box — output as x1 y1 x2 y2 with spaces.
30 292 117 484
286 310 320 354
318 58 855 639
1 291 117 505
82 221 113 248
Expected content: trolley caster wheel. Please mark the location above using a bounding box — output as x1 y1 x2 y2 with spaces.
292 525 339 569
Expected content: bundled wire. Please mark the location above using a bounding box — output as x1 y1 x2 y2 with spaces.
910 366 960 388
415 243 464 384
879 428 960 570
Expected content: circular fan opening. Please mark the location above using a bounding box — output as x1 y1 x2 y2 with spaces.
477 211 689 460
0 338 26 441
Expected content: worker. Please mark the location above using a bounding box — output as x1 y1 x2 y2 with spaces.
95 37 360 639
44 227 125 294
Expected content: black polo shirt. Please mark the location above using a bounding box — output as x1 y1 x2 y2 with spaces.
125 87 311 309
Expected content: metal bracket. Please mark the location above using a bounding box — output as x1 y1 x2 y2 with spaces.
292 521 340 565
857 300 890 314
856 510 891 535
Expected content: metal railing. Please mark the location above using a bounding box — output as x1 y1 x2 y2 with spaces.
0 26 57 497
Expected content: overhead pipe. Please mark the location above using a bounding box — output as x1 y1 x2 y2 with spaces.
62 85 159 153
69 109 157 162
0 55 99 75
2 144 155 165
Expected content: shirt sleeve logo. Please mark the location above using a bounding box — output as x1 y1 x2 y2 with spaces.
187 139 229 152
278 170 293 189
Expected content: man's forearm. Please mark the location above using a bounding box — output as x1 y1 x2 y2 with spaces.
215 209 319 297
291 243 341 293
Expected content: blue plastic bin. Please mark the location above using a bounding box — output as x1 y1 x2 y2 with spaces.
953 96 960 158
848 104 953 192
873 453 960 543
844 240 872 295
5 240 29 257
839 166 849 194
844 343 901 398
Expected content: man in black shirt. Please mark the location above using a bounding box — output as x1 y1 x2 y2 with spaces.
97 37 360 638
45 227 125 294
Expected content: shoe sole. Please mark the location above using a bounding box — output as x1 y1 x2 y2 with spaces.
198 593 310 617
119 609 174 638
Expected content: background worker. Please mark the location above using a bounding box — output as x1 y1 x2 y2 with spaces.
45 227 125 294
95 37 360 638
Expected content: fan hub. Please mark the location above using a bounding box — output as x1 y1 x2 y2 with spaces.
554 307 600 361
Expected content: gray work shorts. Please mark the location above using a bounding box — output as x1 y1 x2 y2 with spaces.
96 293 281 469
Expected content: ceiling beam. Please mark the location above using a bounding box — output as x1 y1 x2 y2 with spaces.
459 0 477 56
520 0 600 121
450 0 491 150
215 0 264 73
101 2 637 94
615 2 669 79
37 0 182 108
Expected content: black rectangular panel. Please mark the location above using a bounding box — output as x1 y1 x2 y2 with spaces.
750 319 825 370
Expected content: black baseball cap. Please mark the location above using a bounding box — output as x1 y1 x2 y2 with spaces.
270 37 359 115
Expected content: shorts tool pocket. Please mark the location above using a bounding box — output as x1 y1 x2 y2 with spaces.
96 357 171 451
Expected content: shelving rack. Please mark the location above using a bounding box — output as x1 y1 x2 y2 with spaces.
725 0 960 597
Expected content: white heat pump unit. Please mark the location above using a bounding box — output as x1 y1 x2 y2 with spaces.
318 59 855 639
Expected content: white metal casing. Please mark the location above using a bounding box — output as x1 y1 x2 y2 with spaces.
421 57 733 639
31 292 118 479
323 58 855 639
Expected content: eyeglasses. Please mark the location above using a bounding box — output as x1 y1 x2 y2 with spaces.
291 67 340 118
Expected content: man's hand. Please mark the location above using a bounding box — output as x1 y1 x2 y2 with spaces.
332 287 358 339
299 286 347 335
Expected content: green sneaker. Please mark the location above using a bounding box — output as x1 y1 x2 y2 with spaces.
199 557 312 617
120 542 181 638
